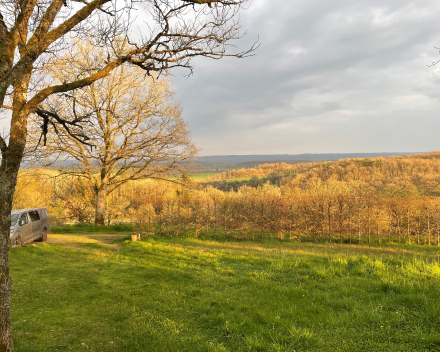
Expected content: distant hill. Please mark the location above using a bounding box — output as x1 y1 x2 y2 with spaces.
194 153 424 173
203 151 440 196
196 152 422 164
227 160 310 169
32 152 427 174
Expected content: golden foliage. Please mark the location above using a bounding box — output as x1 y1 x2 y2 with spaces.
13 152 440 245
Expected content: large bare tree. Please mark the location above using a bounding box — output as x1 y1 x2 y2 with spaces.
0 0 256 349
31 43 198 225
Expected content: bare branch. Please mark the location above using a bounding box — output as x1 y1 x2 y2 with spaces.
35 106 94 147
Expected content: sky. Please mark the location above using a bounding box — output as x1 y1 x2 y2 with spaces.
170 0 440 156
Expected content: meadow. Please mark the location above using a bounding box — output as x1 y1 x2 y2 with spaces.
168 173 221 181
9 232 440 351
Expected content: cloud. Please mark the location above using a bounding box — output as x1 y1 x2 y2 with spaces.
1 0 438 157
172 0 440 155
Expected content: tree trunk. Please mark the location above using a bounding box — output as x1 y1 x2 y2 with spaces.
368 211 371 245
0 73 32 352
95 186 108 225
0 179 15 352
348 215 352 244
327 207 331 243
428 216 431 246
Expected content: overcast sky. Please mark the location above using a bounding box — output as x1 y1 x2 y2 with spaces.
170 0 440 156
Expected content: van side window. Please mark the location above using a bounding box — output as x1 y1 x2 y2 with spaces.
19 213 29 225
29 211 40 222
43 209 48 219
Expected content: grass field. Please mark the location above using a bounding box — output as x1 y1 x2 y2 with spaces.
167 173 221 181
191 173 221 180
167 173 252 182
9 234 440 351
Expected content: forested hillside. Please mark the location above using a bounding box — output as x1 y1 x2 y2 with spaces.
206 162 310 181
206 152 440 196
13 152 440 245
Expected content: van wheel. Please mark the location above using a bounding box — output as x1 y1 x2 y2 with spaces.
41 229 48 242
14 236 23 246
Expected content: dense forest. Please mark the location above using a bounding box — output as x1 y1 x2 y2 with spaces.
206 152 440 196
13 152 440 244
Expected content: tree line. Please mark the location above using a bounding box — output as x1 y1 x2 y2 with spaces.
13 167 440 245
207 152 440 197
201 173 289 192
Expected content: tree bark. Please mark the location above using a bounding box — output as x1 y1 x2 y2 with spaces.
0 180 15 352
95 186 107 226
0 146 26 352
0 167 20 350
0 72 31 352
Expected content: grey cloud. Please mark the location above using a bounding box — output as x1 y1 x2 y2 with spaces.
171 0 440 155
0 1 436 157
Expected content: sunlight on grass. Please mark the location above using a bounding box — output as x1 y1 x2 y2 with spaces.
48 233 128 247
9 236 440 351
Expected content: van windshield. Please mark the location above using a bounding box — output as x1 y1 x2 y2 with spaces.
10 214 19 226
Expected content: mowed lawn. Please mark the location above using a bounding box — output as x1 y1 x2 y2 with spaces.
9 235 440 351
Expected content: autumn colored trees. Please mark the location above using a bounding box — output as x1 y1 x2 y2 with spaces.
208 152 440 197
14 153 440 246
29 44 197 226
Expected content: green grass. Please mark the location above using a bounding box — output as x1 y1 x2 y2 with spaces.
167 173 221 181
9 235 440 351
51 223 133 234
191 173 221 180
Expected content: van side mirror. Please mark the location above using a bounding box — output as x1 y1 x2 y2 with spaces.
19 220 24 226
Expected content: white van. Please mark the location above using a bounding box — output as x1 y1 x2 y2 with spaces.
10 208 51 246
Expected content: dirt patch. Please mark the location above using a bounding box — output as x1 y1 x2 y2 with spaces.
47 233 129 249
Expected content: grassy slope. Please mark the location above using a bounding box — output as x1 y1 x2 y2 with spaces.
190 173 221 181
166 173 221 181
10 235 440 351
